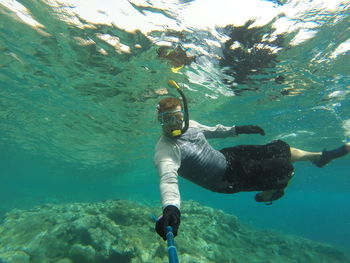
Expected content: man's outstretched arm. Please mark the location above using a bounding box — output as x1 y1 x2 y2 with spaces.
235 125 265 136
154 138 182 240
190 120 265 138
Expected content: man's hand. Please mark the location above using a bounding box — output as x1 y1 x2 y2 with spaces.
235 125 265 136
155 205 181 240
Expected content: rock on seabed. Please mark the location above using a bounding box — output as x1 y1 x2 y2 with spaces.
0 200 349 263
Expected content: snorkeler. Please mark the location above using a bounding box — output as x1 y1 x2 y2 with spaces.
154 80 350 240
157 44 195 72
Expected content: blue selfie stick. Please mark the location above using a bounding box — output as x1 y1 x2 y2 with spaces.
152 216 179 263
166 226 179 263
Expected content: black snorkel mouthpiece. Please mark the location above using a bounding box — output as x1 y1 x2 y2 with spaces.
168 80 189 137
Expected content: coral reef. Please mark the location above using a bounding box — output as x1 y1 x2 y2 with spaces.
0 200 349 263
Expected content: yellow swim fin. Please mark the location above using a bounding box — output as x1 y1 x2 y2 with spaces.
171 65 184 73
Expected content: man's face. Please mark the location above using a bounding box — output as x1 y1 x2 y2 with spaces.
158 105 184 137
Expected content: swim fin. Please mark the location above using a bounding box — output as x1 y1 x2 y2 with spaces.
313 145 349 168
171 65 184 73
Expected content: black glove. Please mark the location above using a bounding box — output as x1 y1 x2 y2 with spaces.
255 189 285 205
155 205 181 240
235 125 265 136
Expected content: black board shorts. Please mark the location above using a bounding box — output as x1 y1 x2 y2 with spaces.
219 140 294 193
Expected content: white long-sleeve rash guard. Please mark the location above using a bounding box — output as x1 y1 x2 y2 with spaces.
154 120 238 210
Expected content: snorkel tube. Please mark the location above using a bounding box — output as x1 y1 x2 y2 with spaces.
168 80 189 137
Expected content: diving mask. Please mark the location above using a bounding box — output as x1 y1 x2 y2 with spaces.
158 110 184 126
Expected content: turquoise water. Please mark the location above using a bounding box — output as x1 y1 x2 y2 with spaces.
1 0 350 255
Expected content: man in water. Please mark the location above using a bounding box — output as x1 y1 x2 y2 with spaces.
154 96 350 240
157 45 195 71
